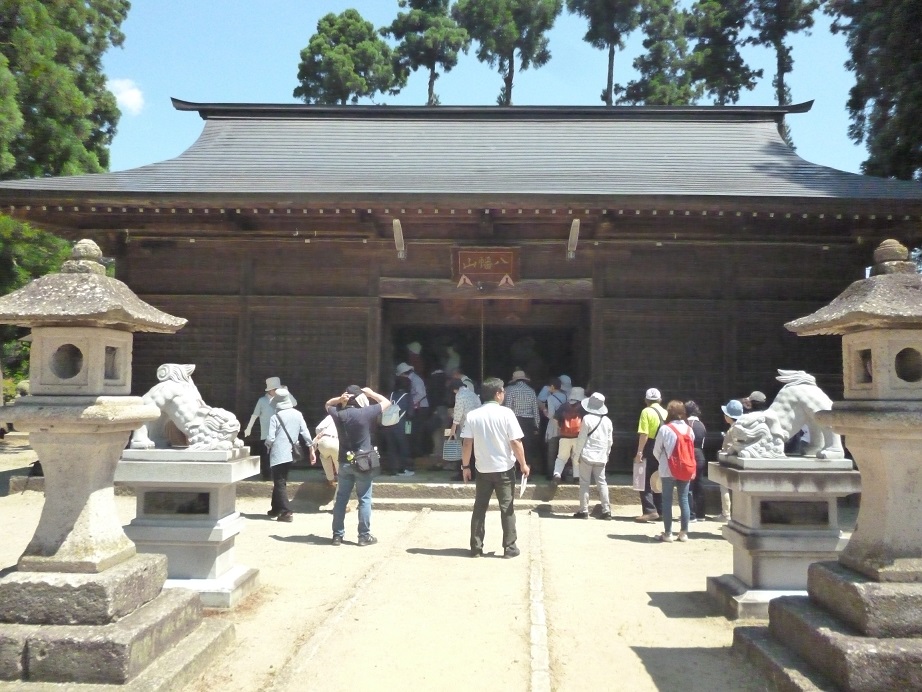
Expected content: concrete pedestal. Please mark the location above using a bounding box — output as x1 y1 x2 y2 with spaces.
735 403 922 690
117 447 260 608
707 457 860 619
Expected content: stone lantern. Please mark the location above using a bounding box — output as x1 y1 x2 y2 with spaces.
0 241 231 685
737 239 922 690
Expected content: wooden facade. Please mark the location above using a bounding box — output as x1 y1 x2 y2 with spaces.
2 102 922 465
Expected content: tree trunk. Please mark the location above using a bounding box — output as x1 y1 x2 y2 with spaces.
427 68 437 106
605 43 615 106
774 39 786 105
504 52 515 106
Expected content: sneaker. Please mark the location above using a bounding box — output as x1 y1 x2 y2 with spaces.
573 511 589 519
551 475 561 486
470 548 483 558
689 517 698 523
503 545 521 558
358 534 378 547
677 532 689 542
267 509 281 518
658 533 675 542
277 511 293 523
400 470 416 477
717 513 731 523
331 536 342 546
600 511 612 521
634 512 659 523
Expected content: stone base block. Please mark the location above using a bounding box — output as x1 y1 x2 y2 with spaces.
163 565 259 609
0 588 202 684
809 561 922 637
0 618 234 691
734 626 838 692
723 523 848 590
767 595 922 691
0 554 166 626
707 574 804 620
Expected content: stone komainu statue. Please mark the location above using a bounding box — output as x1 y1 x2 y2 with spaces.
130 364 243 451
722 369 844 460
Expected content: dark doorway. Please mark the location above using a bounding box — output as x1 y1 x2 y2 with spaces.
383 299 590 390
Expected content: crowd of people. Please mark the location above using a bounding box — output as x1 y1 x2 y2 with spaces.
243 339 773 554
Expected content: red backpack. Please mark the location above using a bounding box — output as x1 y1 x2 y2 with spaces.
558 405 582 439
665 423 696 481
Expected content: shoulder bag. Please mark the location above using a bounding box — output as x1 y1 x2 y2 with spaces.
274 413 305 463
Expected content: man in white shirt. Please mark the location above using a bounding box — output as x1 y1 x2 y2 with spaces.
461 377 530 558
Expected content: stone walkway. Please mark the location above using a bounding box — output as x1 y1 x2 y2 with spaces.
0 435 797 691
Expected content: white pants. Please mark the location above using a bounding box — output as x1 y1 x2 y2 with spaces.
579 461 610 513
553 438 580 478
316 437 340 482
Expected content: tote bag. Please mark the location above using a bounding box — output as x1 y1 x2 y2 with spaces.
442 438 463 462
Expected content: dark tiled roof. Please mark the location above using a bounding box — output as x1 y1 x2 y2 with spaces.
1 100 921 202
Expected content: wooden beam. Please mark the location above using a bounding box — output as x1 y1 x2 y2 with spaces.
378 277 592 300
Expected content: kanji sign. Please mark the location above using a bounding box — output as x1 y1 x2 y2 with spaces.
452 247 519 282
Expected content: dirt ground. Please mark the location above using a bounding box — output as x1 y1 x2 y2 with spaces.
0 435 773 691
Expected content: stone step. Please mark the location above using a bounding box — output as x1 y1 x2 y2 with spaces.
5 588 204 684
370 497 587 513
766 595 922 691
8 472 724 513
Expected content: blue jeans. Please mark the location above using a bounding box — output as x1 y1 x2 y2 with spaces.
661 477 690 535
332 462 374 539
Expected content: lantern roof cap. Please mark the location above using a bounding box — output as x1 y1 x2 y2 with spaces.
0 240 186 333
786 240 922 336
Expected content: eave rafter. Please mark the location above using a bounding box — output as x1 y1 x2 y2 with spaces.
5 197 922 247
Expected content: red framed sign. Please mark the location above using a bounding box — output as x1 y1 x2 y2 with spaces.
452 247 519 282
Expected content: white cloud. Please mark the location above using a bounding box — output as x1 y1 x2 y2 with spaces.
108 78 144 116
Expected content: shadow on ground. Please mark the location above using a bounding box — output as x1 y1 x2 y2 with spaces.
270 533 335 546
406 547 475 558
646 591 722 619
631 645 762 692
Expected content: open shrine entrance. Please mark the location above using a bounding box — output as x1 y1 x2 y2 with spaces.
382 299 591 390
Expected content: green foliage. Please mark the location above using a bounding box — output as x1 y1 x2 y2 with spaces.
0 0 130 178
293 9 402 105
687 0 761 105
618 0 702 105
828 0 922 180
0 215 70 385
382 0 470 107
453 0 563 106
567 0 642 106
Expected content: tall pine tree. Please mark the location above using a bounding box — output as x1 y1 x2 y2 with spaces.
382 0 470 106
453 0 563 106
567 0 642 106
0 0 130 178
748 0 821 145
619 0 701 105
828 0 922 180
294 9 401 105
687 0 761 105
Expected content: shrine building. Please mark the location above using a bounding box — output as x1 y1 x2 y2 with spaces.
2 99 922 463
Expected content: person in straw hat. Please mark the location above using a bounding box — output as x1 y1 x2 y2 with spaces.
265 387 313 523
245 376 290 480
572 392 614 520
503 369 540 473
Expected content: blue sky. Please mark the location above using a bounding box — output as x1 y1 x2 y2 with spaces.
102 1 866 175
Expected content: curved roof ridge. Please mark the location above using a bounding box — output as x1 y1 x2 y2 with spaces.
171 97 814 122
